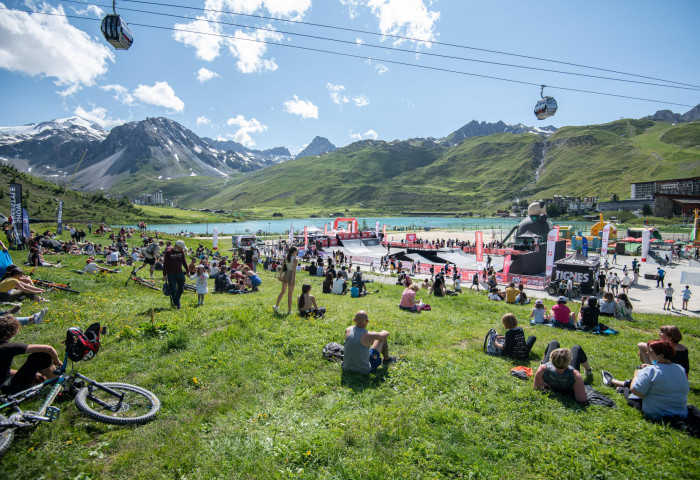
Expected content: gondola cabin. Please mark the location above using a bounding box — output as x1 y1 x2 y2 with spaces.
101 14 133 50
534 96 557 120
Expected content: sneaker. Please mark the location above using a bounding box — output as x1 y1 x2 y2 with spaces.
34 308 47 324
382 356 397 365
584 370 594 385
601 370 615 387
272 305 279 314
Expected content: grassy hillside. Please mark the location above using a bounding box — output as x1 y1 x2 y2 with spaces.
196 120 699 214
0 242 697 479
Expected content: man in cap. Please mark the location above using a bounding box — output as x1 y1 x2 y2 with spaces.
163 240 189 309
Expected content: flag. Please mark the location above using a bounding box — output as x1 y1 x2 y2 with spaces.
641 229 650 262
382 224 386 242
375 221 379 237
289 223 294 245
475 231 483 269
304 226 308 247
324 223 328 235
212 227 219 250
57 199 63 234
545 227 559 276
9 183 23 244
582 236 588 257
21 208 30 241
503 254 512 274
601 224 611 256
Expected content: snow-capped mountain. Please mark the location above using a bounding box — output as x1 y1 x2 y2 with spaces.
0 117 287 191
440 120 557 147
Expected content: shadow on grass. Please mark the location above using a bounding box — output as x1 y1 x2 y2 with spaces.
138 307 173 315
340 368 390 392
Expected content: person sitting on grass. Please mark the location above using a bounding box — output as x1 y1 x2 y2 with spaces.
0 314 62 395
420 278 431 291
488 288 503 301
0 306 47 326
431 274 447 297
534 341 594 403
615 293 634 320
242 266 262 292
515 284 530 304
0 265 48 303
602 340 689 420
83 258 120 274
492 313 536 359
297 284 326 318
399 284 424 312
322 273 334 294
576 296 600 331
332 274 347 295
550 297 575 328
342 310 395 374
599 292 616 317
505 282 519 304
529 299 549 324
637 325 688 376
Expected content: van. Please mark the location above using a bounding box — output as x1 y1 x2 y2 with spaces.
231 234 263 254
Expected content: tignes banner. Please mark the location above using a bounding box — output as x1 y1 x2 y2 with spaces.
57 199 64 234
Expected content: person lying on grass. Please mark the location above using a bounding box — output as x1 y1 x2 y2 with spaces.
342 310 395 374
534 341 594 403
0 313 62 395
602 340 689 420
83 258 120 274
297 284 326 318
492 314 536 359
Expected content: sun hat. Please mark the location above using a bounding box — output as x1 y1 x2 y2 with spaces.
535 299 543 305
557 296 568 302
175 240 186 250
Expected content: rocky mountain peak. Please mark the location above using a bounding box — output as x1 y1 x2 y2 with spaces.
296 136 338 158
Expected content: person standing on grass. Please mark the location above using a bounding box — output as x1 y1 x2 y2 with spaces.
273 246 298 315
342 310 395 374
470 272 480 291
682 286 691 310
664 283 674 310
133 239 162 279
163 240 188 310
190 264 209 306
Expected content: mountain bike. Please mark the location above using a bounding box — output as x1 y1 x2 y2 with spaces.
0 327 160 456
33 278 80 294
124 274 160 291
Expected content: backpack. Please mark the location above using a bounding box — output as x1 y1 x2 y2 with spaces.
483 328 501 356
145 243 158 258
322 342 344 361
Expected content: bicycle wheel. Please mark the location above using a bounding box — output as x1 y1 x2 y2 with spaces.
0 414 14 456
75 383 160 425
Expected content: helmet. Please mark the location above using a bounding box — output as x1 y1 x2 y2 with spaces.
65 323 101 361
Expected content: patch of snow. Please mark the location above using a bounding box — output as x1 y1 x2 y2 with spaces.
158 175 163 179
189 171 197 177
193 146 202 154
27 167 31 172
173 153 179 162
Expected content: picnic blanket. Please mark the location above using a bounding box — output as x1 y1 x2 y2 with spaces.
530 320 618 335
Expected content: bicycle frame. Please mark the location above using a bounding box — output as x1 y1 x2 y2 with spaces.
0 352 127 427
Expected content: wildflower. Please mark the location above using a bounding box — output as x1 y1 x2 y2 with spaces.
192 377 198 384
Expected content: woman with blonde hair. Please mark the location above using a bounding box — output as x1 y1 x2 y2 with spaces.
273 246 298 315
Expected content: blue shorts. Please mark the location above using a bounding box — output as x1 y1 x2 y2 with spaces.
369 348 382 373
250 275 262 287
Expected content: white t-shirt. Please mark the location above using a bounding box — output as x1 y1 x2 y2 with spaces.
630 363 689 419
664 287 674 297
131 252 140 262
332 277 346 294
488 293 502 301
84 263 99 273
108 251 119 263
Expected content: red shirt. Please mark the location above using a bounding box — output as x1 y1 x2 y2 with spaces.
551 303 572 324
162 247 188 275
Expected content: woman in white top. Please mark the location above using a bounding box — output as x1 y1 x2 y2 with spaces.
529 299 549 324
273 247 298 315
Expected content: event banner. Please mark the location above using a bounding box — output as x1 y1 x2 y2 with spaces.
545 227 559 276
9 183 23 243
641 229 650 262
406 233 416 241
212 227 219 250
289 223 294 245
57 199 63 234
22 208 29 241
503 254 512 274
375 221 379 237
324 224 328 235
382 224 386 241
304 226 308 247
601 224 611 256
475 231 483 268
581 236 588 257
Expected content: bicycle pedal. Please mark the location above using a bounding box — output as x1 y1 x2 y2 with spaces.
46 406 61 420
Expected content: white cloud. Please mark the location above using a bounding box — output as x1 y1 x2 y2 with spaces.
375 63 389 74
284 95 318 119
366 0 439 47
173 0 310 71
70 4 104 17
74 105 125 129
133 82 185 112
0 3 114 96
196 67 221 82
353 95 369 107
340 0 363 19
350 129 378 141
327 83 349 105
226 28 282 73
100 84 135 105
225 115 267 147
197 116 211 126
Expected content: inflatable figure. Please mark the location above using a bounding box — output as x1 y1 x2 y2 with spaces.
516 200 554 243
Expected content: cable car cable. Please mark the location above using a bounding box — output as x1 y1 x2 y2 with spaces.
116 0 700 90
62 0 700 92
6 6 697 109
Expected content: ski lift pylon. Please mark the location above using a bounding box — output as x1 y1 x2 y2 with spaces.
101 1 133 50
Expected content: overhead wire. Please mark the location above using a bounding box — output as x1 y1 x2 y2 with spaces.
58 0 700 92
4 5 698 108
117 0 700 90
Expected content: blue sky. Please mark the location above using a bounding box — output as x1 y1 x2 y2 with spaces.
1 0 699 153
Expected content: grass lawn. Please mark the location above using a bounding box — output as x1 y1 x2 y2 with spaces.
0 236 698 479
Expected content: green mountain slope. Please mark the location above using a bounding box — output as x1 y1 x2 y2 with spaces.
200 119 698 214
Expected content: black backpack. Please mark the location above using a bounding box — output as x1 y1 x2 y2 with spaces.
322 342 344 361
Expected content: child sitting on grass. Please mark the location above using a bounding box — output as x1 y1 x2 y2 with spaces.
297 284 326 318
493 313 536 359
529 299 549 324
